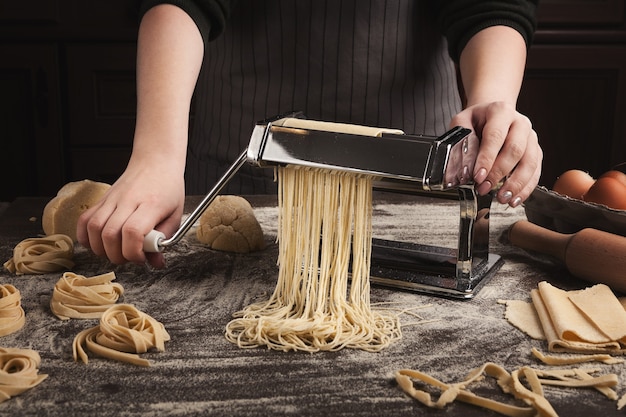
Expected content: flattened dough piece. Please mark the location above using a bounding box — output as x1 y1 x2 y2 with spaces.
568 283 626 342
536 282 619 346
43 179 110 241
196 195 265 253
498 299 545 340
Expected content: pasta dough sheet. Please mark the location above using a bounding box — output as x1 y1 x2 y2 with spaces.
502 281 626 354
497 299 545 340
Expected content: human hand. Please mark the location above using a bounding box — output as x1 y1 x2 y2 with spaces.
76 162 185 268
450 101 542 207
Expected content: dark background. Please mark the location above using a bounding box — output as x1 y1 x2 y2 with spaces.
1 0 625 201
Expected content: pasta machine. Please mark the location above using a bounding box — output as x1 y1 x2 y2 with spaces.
144 112 503 299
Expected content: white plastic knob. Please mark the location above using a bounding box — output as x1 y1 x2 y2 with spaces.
143 229 166 252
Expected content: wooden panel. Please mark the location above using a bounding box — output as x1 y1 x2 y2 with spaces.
60 0 139 25
65 43 137 147
519 44 626 186
0 0 138 40
68 148 130 185
0 44 63 201
537 0 625 26
0 1 60 22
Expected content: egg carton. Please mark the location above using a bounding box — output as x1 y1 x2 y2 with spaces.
524 185 626 237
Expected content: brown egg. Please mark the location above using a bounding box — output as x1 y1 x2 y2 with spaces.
552 169 595 200
582 176 626 210
599 170 626 188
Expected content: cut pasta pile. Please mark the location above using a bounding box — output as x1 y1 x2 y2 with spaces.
0 284 25 336
3 234 74 275
396 362 619 417
73 304 170 367
0 347 47 403
50 271 124 320
225 166 402 352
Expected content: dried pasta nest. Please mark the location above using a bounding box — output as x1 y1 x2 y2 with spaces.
0 348 48 403
0 284 25 336
73 304 170 367
3 234 74 275
50 271 124 320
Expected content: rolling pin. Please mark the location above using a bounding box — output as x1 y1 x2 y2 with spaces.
508 220 626 293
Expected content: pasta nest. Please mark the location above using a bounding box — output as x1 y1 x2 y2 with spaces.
50 271 124 320
3 234 74 275
0 284 25 336
0 348 48 403
73 304 170 367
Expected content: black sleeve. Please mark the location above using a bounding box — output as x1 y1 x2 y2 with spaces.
433 0 539 62
138 0 238 43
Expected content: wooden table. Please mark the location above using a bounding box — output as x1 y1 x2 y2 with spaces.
0 194 623 417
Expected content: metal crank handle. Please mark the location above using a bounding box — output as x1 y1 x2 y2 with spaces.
142 149 249 253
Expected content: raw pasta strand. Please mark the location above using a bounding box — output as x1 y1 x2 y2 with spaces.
225 166 401 352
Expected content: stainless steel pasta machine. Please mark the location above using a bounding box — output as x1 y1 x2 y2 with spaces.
144 112 503 299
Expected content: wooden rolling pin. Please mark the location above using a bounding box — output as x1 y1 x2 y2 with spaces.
508 220 626 293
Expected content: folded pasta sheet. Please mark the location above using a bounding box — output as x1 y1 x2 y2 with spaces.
526 281 626 354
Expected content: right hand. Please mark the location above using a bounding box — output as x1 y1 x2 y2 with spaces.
76 159 185 269
77 4 202 269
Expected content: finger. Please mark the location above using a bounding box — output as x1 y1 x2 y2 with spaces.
76 203 102 250
120 203 183 266
118 209 156 265
145 252 166 269
476 115 533 198
498 130 542 207
81 202 118 258
100 204 139 265
473 112 512 185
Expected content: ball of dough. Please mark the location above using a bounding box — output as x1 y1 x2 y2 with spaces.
42 179 110 242
196 195 265 253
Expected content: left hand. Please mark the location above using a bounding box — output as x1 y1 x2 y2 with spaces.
451 100 542 207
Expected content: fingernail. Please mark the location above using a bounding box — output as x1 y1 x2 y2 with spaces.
477 180 493 196
462 165 470 182
511 196 522 207
500 190 513 203
474 168 488 184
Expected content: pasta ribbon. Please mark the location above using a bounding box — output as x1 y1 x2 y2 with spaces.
50 271 124 320
73 304 170 367
0 284 25 336
0 347 48 403
4 234 74 275
397 363 619 417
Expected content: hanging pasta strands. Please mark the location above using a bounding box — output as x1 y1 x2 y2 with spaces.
225 165 402 352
